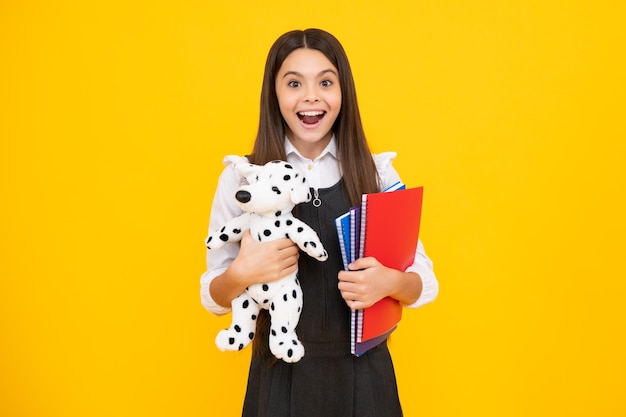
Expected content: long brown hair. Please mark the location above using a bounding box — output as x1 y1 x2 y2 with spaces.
249 29 380 359
249 28 380 205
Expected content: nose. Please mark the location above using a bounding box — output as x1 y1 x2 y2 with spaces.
236 190 251 203
303 86 319 103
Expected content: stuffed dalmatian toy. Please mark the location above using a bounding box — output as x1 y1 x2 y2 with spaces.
206 160 328 362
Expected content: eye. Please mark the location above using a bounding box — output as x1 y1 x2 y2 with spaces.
287 80 301 88
320 79 333 87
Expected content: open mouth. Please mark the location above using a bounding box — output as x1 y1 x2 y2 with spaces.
297 111 326 125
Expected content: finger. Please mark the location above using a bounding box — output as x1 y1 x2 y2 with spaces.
344 297 368 311
281 262 298 276
349 300 373 310
274 237 298 250
338 270 356 283
338 281 361 299
348 257 377 271
280 253 299 270
279 243 300 257
338 270 363 285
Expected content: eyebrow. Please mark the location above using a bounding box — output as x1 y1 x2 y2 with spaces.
281 69 338 78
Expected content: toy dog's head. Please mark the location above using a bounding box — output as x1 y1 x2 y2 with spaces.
233 160 312 215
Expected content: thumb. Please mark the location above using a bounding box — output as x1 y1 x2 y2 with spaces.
240 230 255 247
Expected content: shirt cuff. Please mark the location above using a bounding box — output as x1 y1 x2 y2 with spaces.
200 268 232 316
403 263 439 309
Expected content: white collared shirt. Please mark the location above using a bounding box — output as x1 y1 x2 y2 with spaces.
200 137 438 315
283 136 342 189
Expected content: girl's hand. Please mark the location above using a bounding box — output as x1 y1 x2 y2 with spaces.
337 257 395 310
337 257 424 310
229 231 300 287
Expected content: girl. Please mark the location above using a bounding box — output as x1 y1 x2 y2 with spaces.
201 28 438 417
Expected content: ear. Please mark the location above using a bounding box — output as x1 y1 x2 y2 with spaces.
290 180 312 204
233 163 261 183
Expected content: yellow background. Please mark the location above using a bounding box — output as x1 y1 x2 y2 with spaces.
2 1 625 416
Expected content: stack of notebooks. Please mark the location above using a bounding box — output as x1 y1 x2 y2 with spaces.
335 182 424 356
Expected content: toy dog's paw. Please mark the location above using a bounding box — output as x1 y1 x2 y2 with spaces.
270 335 305 363
303 241 328 262
205 234 225 250
215 328 254 352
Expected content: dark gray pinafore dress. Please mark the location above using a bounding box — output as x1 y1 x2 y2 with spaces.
241 181 403 417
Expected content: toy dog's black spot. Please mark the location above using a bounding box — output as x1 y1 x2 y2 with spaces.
272 186 281 195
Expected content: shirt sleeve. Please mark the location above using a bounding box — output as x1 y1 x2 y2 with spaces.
404 239 439 308
372 152 402 190
199 155 247 316
372 152 439 309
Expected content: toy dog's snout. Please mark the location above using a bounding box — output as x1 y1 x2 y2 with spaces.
236 190 251 203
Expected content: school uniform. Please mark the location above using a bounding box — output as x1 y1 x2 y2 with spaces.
201 138 438 417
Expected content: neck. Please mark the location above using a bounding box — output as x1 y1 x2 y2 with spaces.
286 134 332 160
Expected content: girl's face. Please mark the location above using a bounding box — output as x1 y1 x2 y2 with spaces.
275 48 342 159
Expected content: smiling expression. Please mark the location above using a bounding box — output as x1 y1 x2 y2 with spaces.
275 48 342 159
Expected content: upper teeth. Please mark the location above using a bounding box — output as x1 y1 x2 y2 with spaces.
299 111 324 116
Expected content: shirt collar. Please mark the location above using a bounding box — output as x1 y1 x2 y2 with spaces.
284 135 338 162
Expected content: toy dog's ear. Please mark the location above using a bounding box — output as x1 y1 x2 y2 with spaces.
290 177 312 205
234 163 262 183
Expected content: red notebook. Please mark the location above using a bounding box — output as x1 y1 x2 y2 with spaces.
356 186 424 349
